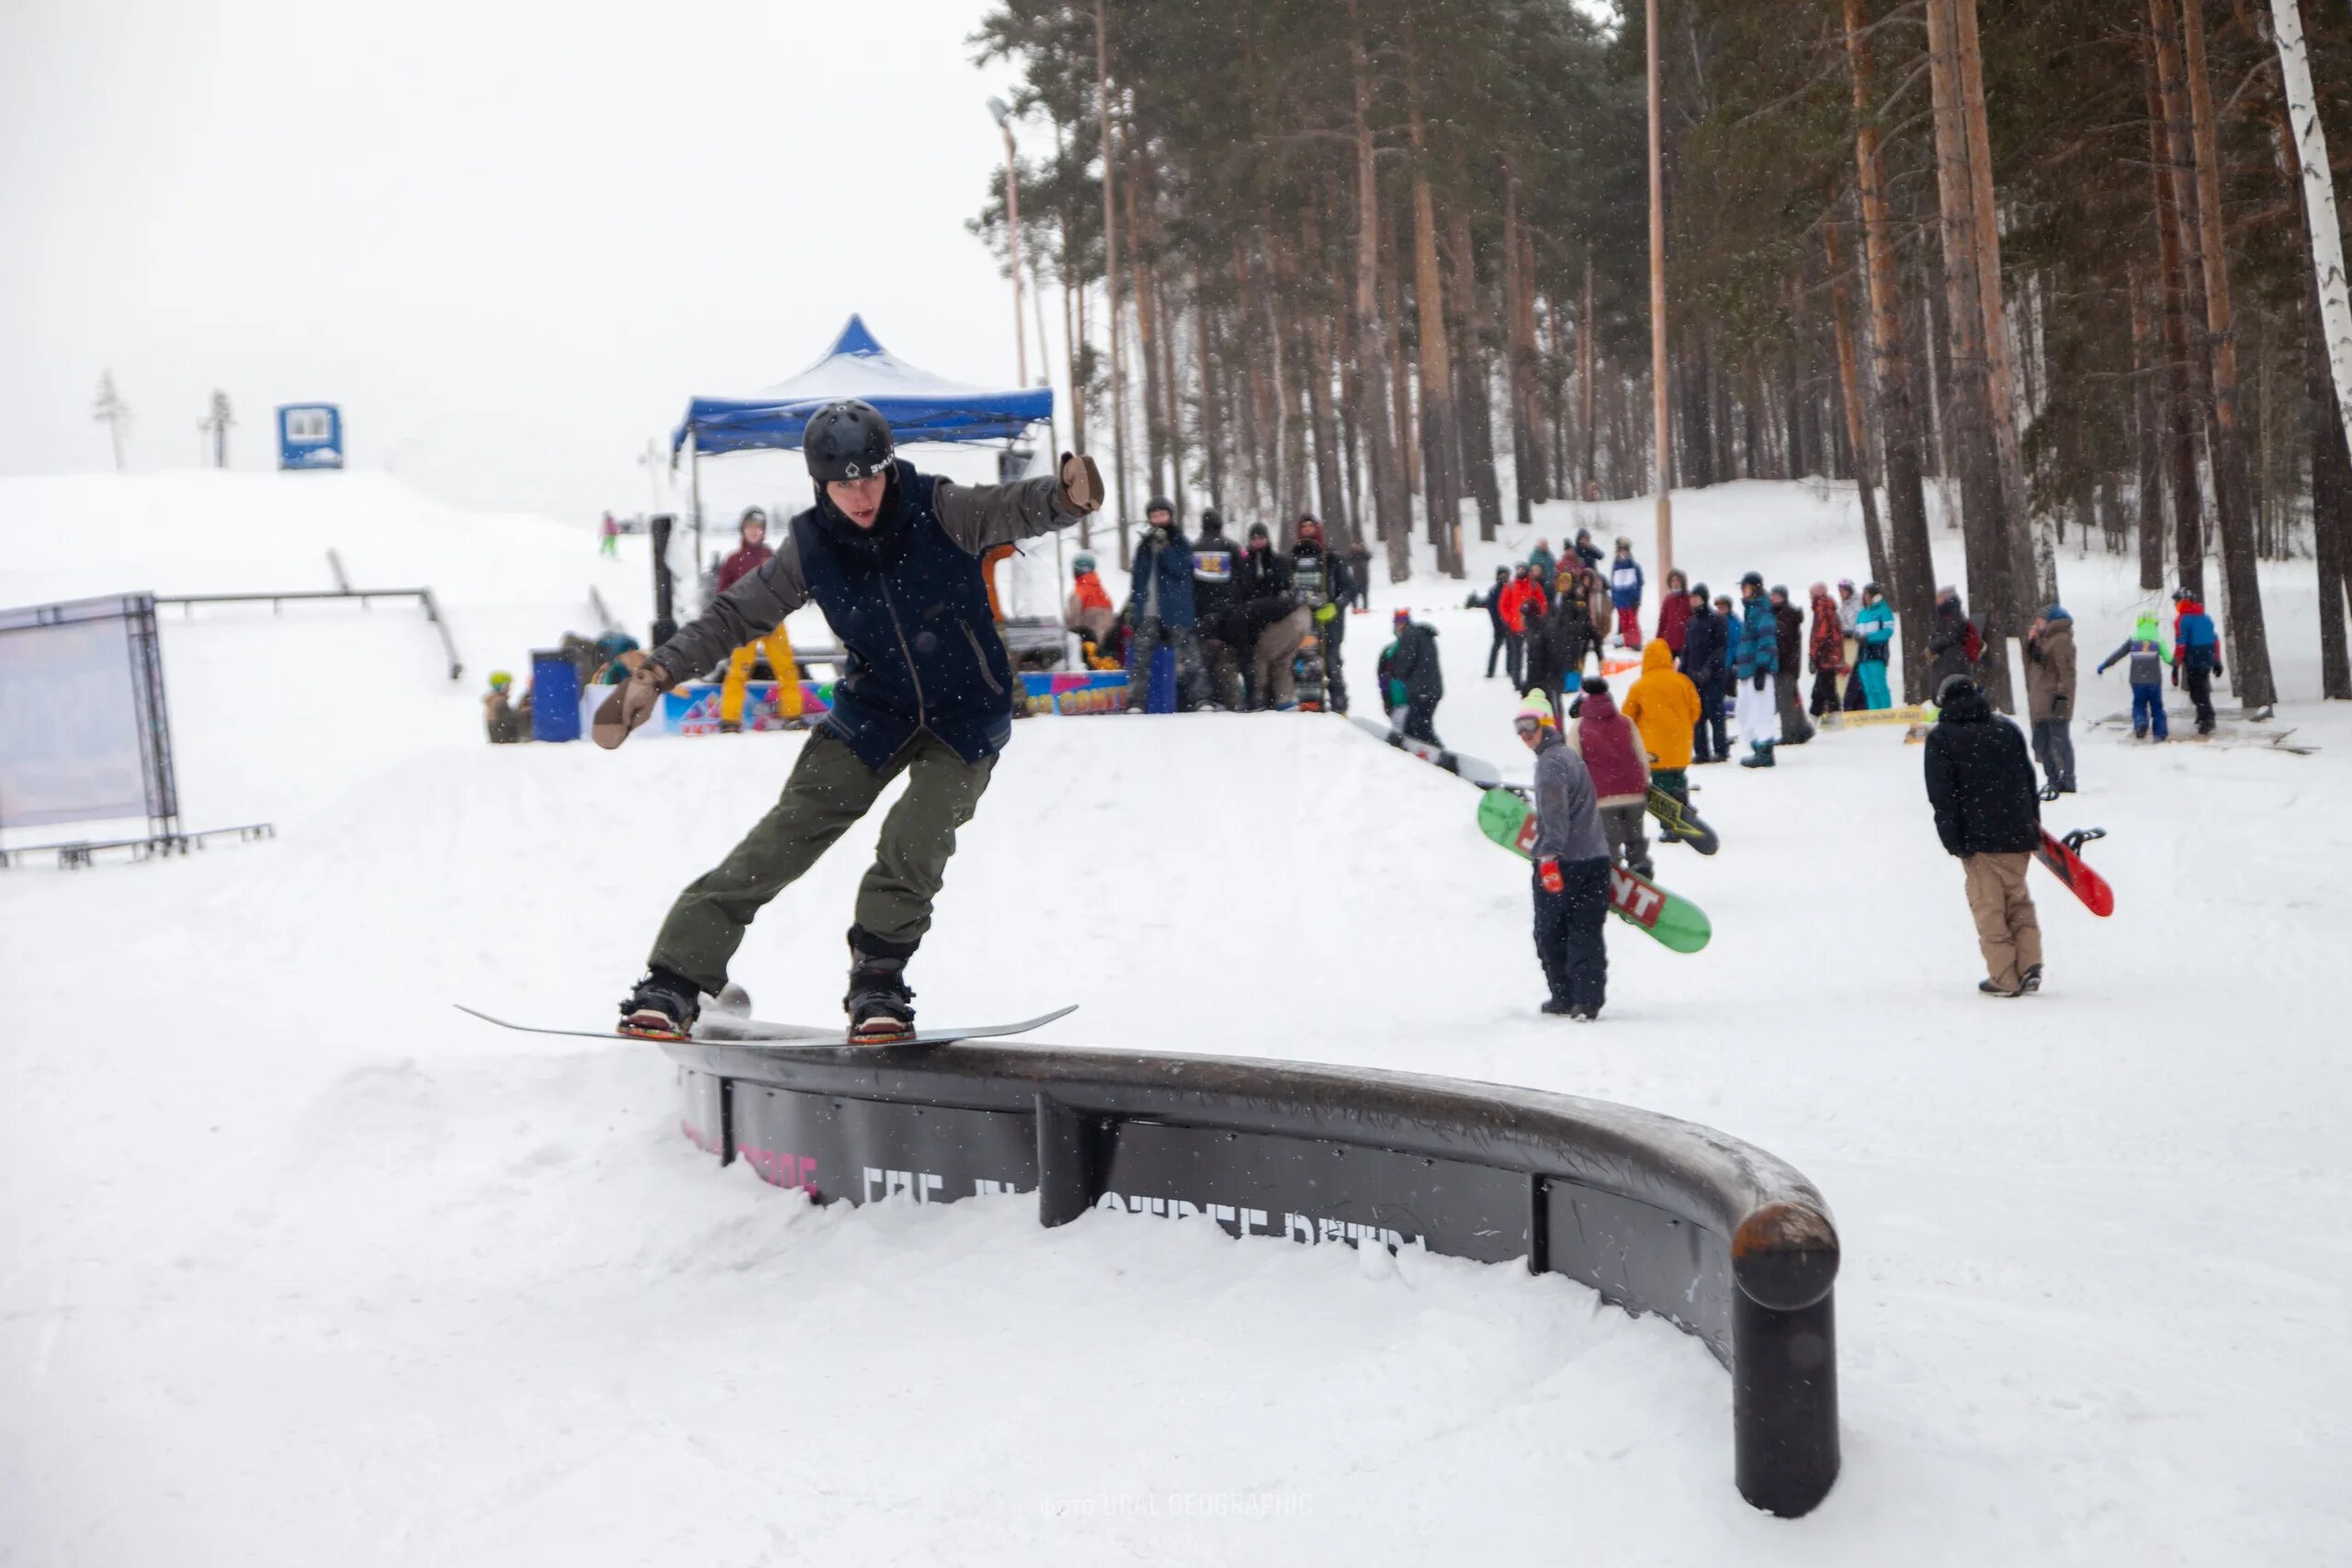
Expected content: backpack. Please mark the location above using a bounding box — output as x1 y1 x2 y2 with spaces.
1962 616 1984 664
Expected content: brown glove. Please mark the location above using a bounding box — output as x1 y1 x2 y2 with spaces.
1058 451 1104 514
592 660 671 750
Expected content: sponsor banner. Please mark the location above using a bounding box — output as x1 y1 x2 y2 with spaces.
576 671 1133 737
1019 670 1129 716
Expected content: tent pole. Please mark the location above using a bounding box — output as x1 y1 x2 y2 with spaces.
689 434 704 608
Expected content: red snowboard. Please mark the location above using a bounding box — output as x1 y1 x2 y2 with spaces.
2032 828 2114 917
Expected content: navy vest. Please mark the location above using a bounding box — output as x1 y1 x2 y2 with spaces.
790 461 1014 770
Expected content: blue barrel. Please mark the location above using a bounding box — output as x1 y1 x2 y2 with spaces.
1148 644 1177 713
531 649 582 741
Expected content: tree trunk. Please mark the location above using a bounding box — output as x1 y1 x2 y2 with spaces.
1580 248 1600 500
1192 265 1222 508
1953 0 2049 613
1502 162 1537 523
1345 0 1409 583
1093 0 1133 565
1926 0 2017 710
1826 214 1891 589
1406 54 1463 577
1125 152 1168 507
2268 0 2352 468
2131 264 2166 591
1446 187 1502 543
2145 23 2207 601
2178 0 2278 707
1843 0 1938 701
1302 207 1349 536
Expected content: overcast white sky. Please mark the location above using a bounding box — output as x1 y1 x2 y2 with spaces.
0 0 1039 524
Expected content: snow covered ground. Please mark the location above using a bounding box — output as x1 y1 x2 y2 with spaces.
4 469 2349 1564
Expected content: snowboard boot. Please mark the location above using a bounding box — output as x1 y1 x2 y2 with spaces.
619 967 701 1040
1739 741 1777 769
1977 977 2023 999
843 930 918 1044
719 719 742 735
1541 997 1577 1016
2020 964 2043 995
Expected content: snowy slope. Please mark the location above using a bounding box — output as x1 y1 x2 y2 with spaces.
4 470 2349 1565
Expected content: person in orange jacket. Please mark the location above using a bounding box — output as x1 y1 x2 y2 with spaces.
1621 638 1701 839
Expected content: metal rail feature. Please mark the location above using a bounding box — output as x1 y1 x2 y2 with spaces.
663 1035 1841 1517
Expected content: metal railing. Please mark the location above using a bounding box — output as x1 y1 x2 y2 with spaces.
156 585 463 681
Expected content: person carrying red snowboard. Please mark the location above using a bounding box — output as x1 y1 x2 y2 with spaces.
1923 673 2044 998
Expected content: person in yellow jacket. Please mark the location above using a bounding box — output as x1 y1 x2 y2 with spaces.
1620 638 1701 836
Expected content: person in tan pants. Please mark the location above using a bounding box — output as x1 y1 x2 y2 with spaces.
1923 674 2045 997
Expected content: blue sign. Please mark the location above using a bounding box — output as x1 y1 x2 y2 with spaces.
277 403 343 470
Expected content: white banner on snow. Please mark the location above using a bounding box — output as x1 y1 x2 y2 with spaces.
0 609 149 829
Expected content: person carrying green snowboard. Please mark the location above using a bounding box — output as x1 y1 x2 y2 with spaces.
1514 701 1611 1021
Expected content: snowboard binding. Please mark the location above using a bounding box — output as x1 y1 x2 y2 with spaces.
2060 828 2106 855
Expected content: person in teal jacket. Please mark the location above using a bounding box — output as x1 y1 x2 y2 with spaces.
1853 584 1895 709
1733 572 1781 766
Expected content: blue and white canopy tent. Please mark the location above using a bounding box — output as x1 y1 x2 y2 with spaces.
672 314 1051 457
664 314 1057 622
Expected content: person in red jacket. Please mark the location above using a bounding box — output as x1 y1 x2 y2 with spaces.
1498 563 1547 688
1568 677 1653 876
1655 569 1691 656
1806 581 1847 721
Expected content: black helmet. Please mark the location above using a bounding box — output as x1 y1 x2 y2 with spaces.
804 400 895 482
1145 496 1175 521
1740 570 1765 591
1200 507 1224 534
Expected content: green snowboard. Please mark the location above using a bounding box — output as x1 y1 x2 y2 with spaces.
1477 788 1713 953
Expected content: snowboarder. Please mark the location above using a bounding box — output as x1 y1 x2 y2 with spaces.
1622 637 1701 831
594 400 1103 1042
717 508 805 734
1123 499 1206 713
600 512 620 558
1515 701 1611 1020
1570 678 1652 877
2171 590 2222 734
1388 608 1444 745
1529 571 1598 716
1572 528 1605 571
1528 537 1557 585
1923 673 2043 998
1609 538 1645 649
1477 565 1512 679
1853 583 1894 709
1770 585 1815 745
1734 573 1781 767
1807 583 1847 720
1680 585 1729 764
2023 604 2077 795
2095 613 2172 739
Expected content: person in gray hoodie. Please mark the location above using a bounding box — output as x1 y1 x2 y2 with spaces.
2023 604 2078 796
1517 700 1612 1020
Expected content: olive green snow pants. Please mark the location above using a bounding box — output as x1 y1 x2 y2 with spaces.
648 728 996 993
